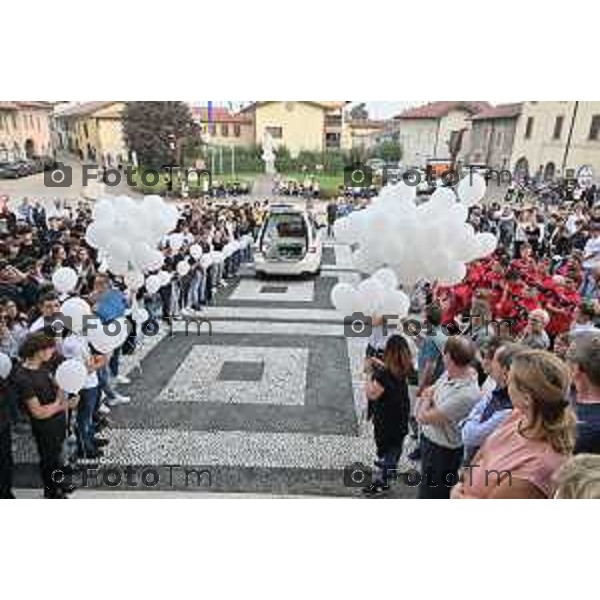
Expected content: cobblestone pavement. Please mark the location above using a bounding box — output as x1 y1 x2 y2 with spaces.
13 240 420 498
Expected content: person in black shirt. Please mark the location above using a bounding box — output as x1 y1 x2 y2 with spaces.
0 370 15 498
326 201 338 238
363 335 413 496
12 332 77 498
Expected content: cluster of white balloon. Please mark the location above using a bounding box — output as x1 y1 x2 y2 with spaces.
331 268 411 318
85 195 179 286
12 195 258 395
332 174 498 288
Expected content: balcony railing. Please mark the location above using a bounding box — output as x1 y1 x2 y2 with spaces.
325 116 343 128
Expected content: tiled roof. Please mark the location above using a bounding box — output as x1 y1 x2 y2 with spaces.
470 103 523 120
395 101 491 119
0 101 53 111
346 119 386 129
55 101 119 118
240 101 348 113
191 106 252 124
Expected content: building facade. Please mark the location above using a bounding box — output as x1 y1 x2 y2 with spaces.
191 106 254 147
510 101 600 182
54 101 127 166
0 101 54 162
239 101 348 156
467 103 522 171
393 101 490 167
343 119 386 151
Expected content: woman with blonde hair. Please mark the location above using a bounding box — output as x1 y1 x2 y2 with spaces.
452 350 576 499
554 454 600 499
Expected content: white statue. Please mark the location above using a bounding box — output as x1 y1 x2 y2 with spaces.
262 131 276 175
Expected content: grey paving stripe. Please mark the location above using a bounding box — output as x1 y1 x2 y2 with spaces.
217 275 337 310
322 246 336 266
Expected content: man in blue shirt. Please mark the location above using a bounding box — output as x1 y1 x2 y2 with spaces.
461 343 525 464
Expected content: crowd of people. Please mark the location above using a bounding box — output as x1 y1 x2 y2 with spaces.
2 176 600 500
0 193 266 498
360 182 600 499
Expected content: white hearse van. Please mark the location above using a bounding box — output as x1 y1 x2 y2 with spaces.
254 205 323 277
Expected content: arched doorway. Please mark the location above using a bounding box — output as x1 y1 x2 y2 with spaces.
514 157 529 181
24 139 35 158
0 144 7 162
544 162 556 181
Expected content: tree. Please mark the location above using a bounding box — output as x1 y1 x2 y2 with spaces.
349 102 369 121
374 139 402 163
123 102 199 168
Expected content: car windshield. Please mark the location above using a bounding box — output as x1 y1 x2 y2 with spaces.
264 213 307 239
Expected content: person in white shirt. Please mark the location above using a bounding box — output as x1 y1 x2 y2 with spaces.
62 332 108 459
570 301 599 336
582 223 600 296
566 205 586 236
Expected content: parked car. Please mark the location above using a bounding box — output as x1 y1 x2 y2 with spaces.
0 161 29 178
254 205 323 277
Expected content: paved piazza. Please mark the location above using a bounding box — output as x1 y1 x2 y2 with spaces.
13 241 418 497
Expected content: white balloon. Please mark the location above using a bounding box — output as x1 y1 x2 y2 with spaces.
331 283 357 314
106 255 129 277
449 202 469 224
56 359 88 394
169 233 184 251
475 232 498 257
92 199 115 223
0 352 12 379
108 239 131 262
160 203 180 233
457 173 487 207
87 319 129 354
357 277 386 316
145 275 162 295
85 223 112 249
176 261 191 277
52 267 78 294
429 187 456 209
61 298 92 333
438 262 467 286
379 290 411 319
132 307 149 324
190 244 203 260
141 249 165 272
124 270 145 291
131 242 152 265
157 270 172 287
333 218 355 244
372 268 399 291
